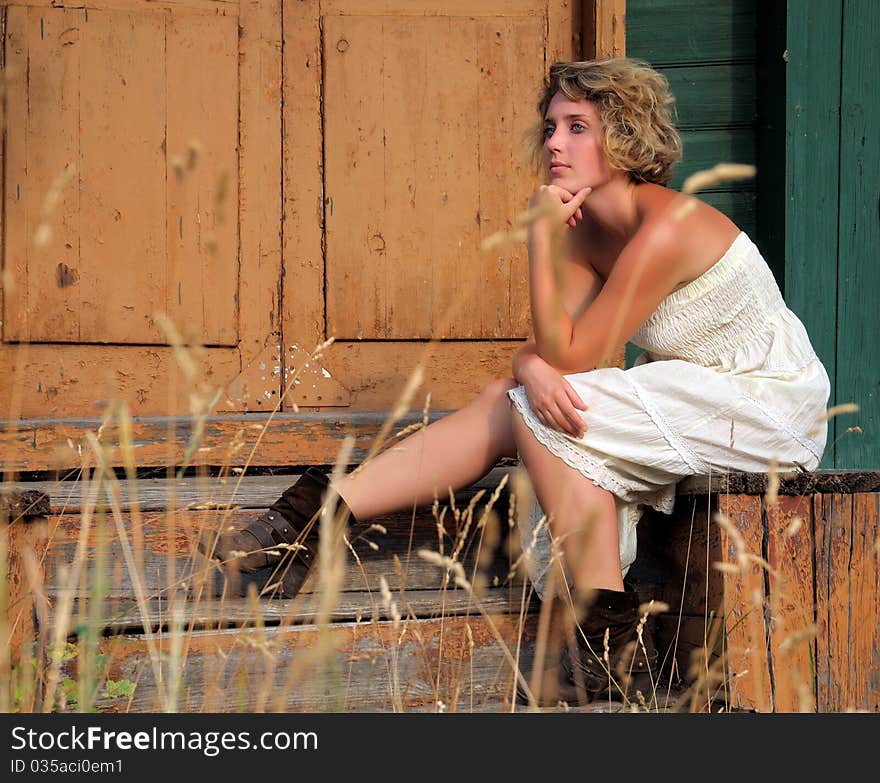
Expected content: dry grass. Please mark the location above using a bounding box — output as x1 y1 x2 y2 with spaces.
0 147 869 715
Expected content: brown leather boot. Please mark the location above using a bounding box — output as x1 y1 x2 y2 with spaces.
557 587 659 705
198 468 358 598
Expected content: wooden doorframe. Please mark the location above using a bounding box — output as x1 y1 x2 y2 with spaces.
583 0 625 59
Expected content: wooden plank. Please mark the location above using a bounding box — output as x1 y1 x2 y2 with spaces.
626 0 756 66
280 0 325 410
78 8 167 343
4 7 81 343
323 14 387 341
784 0 842 469
2 465 515 514
320 0 542 15
0 344 240 420
546 0 581 62
583 0 625 59
74 613 540 712
848 493 879 711
165 9 239 346
40 504 521 598
660 64 757 129
0 338 521 471
695 191 756 238
835 0 880 470
230 1 283 410
814 493 850 711
324 15 541 341
3 517 50 663
65 587 530 633
817 493 880 712
477 18 542 338
765 495 816 712
717 493 770 712
0 1 239 12
672 128 756 192
0 409 464 472
679 471 880 496
423 17 481 340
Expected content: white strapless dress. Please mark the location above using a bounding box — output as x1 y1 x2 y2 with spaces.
506 231 830 597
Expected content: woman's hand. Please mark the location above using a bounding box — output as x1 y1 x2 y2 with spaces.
529 185 591 232
518 353 589 438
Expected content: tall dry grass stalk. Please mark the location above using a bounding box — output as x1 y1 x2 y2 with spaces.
2 125 860 717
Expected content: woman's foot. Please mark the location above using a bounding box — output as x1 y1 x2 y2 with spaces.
197 468 358 598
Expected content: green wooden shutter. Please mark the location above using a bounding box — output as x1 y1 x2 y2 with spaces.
625 0 760 368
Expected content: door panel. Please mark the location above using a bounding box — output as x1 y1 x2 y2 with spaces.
4 4 239 345
283 0 579 412
1 0 281 417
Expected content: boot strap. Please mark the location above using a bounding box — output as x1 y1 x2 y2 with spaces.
245 512 314 564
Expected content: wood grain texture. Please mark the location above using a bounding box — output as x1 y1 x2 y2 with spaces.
784 0 842 469
626 0 755 66
68 613 540 712
814 493 850 711
323 14 542 341
0 1 238 11
230 0 283 410
2 465 515 514
0 344 240 420
849 493 879 712
39 502 521 599
280 0 325 411
65 588 527 634
164 9 239 345
546 0 581 63
660 64 757 129
5 7 83 342
717 493 770 712
765 495 815 712
583 0 625 59
3 517 50 663
835 0 879 470
815 493 880 712
321 0 542 15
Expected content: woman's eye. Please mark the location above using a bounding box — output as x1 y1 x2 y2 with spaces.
571 122 586 133
542 126 554 138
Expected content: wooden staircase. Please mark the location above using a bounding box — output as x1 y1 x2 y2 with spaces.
3 465 878 712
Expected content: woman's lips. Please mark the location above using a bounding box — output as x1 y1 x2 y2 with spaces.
550 165 568 172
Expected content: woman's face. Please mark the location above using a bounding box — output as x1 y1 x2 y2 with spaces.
542 92 614 191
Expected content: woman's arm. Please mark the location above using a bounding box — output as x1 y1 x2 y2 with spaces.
513 250 603 382
536 221 684 374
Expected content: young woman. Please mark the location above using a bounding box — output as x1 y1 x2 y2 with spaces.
200 58 830 706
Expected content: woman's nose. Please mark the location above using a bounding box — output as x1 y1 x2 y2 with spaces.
545 133 562 153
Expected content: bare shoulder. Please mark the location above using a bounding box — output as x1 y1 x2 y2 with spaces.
631 184 743 289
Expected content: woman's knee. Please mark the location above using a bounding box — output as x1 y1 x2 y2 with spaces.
476 377 519 406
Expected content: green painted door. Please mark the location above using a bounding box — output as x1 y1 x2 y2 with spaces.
627 0 878 469
625 0 765 365
786 0 878 468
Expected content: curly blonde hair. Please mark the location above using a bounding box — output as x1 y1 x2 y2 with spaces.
527 58 682 186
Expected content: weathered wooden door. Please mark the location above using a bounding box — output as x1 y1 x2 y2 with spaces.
282 0 579 417
1 0 579 469
1 0 281 419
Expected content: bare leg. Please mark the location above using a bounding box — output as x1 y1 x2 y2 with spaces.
333 378 520 521
510 406 623 593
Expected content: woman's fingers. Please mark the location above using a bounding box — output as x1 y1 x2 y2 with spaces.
545 401 585 438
